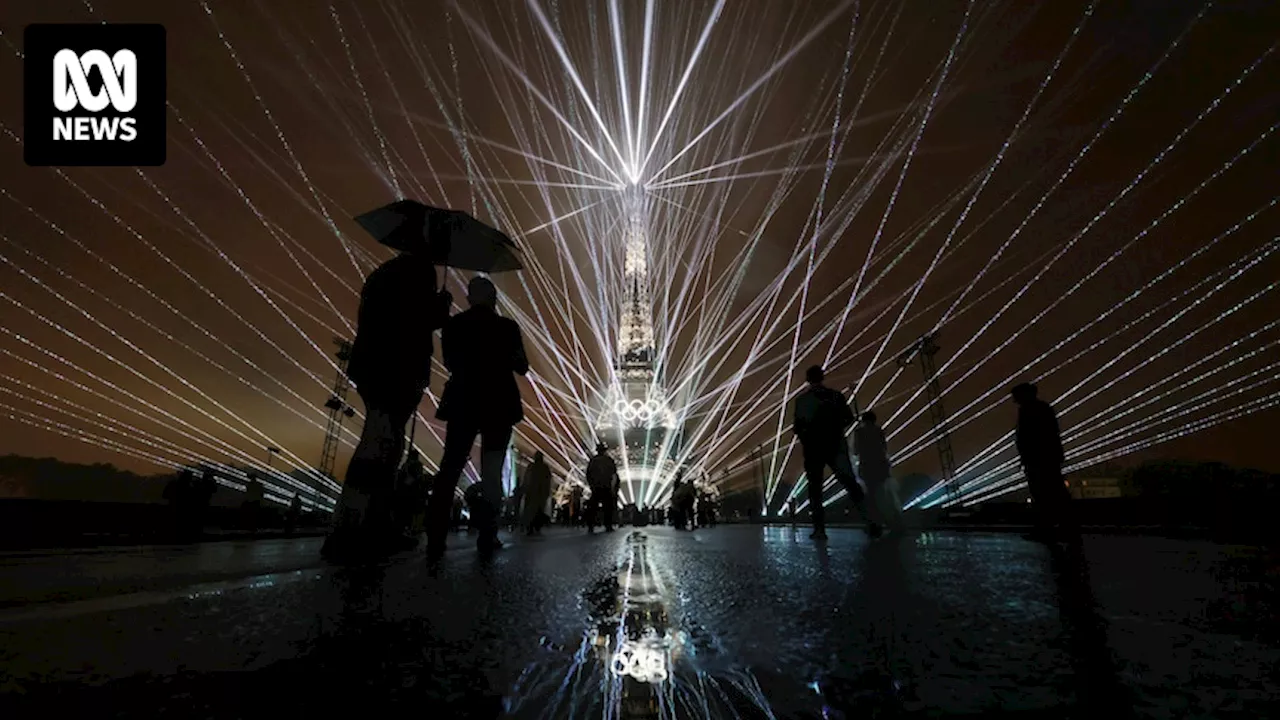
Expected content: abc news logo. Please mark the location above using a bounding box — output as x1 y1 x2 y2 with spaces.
24 24 166 166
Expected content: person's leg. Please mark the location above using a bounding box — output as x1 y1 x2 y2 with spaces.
366 398 418 540
327 403 392 548
604 500 615 531
478 426 512 517
426 421 479 551
476 425 513 548
1046 469 1079 540
831 447 880 536
803 447 829 537
1024 468 1058 540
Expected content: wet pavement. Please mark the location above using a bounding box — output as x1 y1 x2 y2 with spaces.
0 527 1276 718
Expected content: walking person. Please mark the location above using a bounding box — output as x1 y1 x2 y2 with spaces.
677 480 696 530
585 443 620 533
323 247 452 562
1012 383 1077 542
426 276 529 556
669 474 688 530
853 411 903 533
517 451 553 536
792 365 880 540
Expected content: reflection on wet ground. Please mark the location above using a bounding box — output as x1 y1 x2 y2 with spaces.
507 531 774 718
0 527 1276 718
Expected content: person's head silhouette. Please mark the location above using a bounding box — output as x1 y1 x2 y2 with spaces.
805 365 825 386
861 411 878 426
468 276 498 309
533 450 544 463
1011 382 1038 405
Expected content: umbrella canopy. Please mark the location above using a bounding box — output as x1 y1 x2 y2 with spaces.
355 199 523 272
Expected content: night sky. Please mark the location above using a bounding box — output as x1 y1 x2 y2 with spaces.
0 0 1277 506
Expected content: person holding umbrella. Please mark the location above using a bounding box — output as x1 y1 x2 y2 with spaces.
427 276 530 556
323 200 521 563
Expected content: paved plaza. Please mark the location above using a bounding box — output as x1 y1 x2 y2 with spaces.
0 527 1276 718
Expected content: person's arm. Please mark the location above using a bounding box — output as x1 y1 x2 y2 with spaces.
792 397 807 439
512 323 530 376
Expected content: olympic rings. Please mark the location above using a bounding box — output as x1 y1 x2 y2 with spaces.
611 398 666 426
609 642 669 683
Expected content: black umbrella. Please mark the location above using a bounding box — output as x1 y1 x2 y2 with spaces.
354 199 523 272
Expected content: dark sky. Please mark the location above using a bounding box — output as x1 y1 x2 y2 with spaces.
0 0 1277 505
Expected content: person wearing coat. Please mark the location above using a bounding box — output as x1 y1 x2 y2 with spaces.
853 411 902 532
517 451 553 535
1012 382 1076 542
323 249 451 562
585 443 620 532
792 365 879 540
427 276 529 555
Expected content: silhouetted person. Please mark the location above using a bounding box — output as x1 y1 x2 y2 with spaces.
586 443 620 532
792 365 880 540
324 249 451 562
1012 382 1076 542
854 411 902 532
699 491 717 527
676 479 696 530
669 477 685 529
570 485 585 526
427 276 529 556
243 474 264 534
517 451 553 536
669 471 696 530
788 498 798 529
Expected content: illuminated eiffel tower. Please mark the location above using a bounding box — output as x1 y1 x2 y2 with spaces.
594 192 682 508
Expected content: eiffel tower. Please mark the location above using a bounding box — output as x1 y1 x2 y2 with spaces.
594 192 683 508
